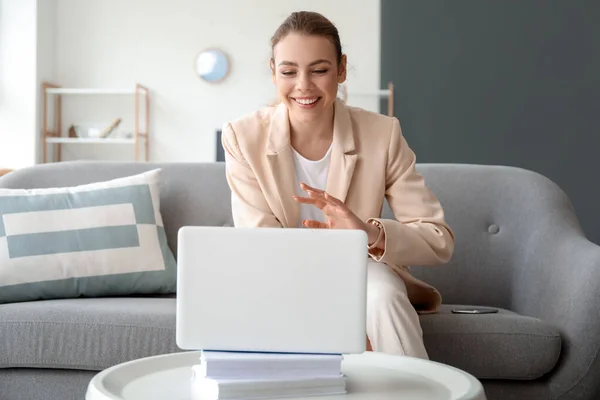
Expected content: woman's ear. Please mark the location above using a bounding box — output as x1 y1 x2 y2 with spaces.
338 54 348 83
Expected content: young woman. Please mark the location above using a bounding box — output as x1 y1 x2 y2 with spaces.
221 11 455 359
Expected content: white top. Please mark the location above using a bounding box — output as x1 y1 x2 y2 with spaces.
84 351 487 400
292 145 333 227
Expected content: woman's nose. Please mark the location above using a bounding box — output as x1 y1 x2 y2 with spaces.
296 73 313 90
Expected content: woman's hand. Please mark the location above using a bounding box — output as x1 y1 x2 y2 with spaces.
293 183 381 245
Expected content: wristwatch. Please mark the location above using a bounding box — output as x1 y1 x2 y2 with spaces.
367 219 384 249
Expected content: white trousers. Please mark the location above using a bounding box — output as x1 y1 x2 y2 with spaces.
366 259 429 359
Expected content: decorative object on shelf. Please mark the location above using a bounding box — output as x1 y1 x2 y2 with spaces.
195 48 230 83
338 81 395 117
41 82 150 163
98 118 122 138
68 125 77 138
70 120 121 139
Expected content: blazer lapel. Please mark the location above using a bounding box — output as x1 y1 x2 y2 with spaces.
265 99 357 228
326 99 357 203
266 103 300 228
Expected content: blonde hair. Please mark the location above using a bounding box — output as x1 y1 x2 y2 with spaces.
271 11 343 65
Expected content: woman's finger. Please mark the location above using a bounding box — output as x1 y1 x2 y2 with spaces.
299 184 344 207
324 191 343 205
300 182 325 194
293 196 326 208
302 220 329 229
301 190 348 216
304 187 340 206
323 192 350 214
293 196 317 204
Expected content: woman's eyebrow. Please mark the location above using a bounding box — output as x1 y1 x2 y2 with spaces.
278 59 333 67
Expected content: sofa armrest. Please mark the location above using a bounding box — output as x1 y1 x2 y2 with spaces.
512 216 600 399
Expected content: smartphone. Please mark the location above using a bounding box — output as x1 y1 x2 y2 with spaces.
451 307 499 314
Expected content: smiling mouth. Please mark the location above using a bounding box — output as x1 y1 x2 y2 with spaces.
292 97 321 106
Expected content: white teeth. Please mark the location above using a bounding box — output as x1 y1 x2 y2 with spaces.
295 98 318 105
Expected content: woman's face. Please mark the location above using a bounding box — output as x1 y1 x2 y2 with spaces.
271 33 346 123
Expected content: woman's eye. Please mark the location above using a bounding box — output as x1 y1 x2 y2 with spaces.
281 71 296 76
313 69 328 74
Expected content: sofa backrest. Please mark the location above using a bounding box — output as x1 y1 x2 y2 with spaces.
0 161 578 308
0 161 234 253
403 163 578 309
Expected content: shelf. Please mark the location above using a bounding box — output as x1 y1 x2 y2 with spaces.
42 81 151 163
45 88 137 95
45 137 136 144
346 89 391 97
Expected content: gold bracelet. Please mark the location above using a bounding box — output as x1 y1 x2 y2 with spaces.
367 219 384 249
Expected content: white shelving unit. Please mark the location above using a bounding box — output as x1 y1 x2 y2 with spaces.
346 89 392 97
45 137 135 144
41 82 150 163
44 88 137 95
341 82 395 117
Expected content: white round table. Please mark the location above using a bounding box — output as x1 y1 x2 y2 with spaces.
86 351 487 400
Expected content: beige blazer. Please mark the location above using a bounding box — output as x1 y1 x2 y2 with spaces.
221 99 455 313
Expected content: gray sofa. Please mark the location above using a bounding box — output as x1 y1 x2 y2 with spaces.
0 161 599 400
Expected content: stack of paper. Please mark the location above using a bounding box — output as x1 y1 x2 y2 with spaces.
190 351 346 400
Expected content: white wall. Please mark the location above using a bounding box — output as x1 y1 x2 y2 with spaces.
0 0 38 169
53 0 381 162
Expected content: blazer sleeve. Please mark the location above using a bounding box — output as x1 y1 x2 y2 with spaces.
367 118 455 266
221 123 282 228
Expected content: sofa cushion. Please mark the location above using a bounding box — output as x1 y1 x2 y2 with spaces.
0 169 177 304
420 305 561 380
0 297 181 370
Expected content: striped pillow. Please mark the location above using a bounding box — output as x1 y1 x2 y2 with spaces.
0 169 177 304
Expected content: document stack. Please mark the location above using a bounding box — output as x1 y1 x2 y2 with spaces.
190 350 346 400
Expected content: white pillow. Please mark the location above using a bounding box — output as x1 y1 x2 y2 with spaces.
0 169 177 303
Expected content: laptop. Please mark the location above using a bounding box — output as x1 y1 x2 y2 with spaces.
175 226 368 355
